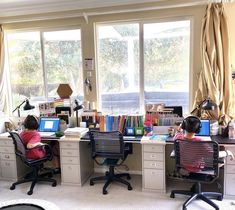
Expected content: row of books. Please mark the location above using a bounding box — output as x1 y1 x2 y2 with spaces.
97 115 144 133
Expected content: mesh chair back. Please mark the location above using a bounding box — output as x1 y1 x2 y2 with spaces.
9 132 27 159
89 130 125 160
174 139 219 177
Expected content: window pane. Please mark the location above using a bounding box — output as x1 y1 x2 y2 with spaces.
97 24 139 114
7 32 44 109
44 29 83 97
144 20 190 113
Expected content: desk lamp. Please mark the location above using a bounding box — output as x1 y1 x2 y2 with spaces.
191 98 217 118
73 99 84 127
12 99 35 117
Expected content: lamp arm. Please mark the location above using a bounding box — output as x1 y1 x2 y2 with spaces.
190 99 207 115
12 100 26 113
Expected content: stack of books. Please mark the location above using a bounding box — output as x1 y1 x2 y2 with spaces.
64 127 89 139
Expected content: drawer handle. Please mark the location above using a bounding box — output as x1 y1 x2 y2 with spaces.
67 152 72 155
5 162 10 166
151 171 155 175
151 163 157 167
151 155 156 158
5 155 10 159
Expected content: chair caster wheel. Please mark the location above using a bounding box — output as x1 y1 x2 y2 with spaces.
90 181 94 186
52 182 57 187
10 185 15 190
170 193 175 198
103 190 108 195
27 190 33 195
128 186 132 190
127 175 131 180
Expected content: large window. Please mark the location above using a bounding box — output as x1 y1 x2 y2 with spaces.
6 29 83 114
97 19 191 114
97 24 140 114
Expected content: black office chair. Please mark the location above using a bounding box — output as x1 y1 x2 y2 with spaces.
170 139 223 210
89 130 133 194
9 132 57 195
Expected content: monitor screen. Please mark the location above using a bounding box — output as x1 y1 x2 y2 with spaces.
195 119 210 136
39 117 60 132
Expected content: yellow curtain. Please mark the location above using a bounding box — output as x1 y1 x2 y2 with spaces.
193 3 233 123
0 25 6 112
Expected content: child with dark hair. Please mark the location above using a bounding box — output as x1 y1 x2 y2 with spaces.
20 115 46 159
174 116 234 160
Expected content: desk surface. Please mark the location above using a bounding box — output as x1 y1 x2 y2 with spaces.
81 133 235 145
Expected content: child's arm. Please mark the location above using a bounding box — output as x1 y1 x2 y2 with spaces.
219 150 234 160
173 125 184 140
27 142 45 149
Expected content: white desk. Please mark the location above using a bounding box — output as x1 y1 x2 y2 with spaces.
3 132 235 198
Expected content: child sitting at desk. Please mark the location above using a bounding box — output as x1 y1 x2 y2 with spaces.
20 115 45 159
20 115 61 174
173 115 234 161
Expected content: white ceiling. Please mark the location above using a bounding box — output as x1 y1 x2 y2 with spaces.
0 0 208 18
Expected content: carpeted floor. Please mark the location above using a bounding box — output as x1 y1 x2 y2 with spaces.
0 175 235 210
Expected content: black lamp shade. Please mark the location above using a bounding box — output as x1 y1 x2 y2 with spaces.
23 99 35 111
201 99 217 110
73 99 84 111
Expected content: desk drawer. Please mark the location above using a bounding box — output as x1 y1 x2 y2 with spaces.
143 169 164 190
0 147 15 154
0 160 16 179
61 149 79 157
0 140 13 147
61 156 79 165
62 164 81 184
143 145 163 153
60 142 79 149
225 173 235 195
0 153 16 161
143 152 163 161
226 164 235 174
143 160 163 169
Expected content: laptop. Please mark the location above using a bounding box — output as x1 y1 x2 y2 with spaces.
195 119 211 141
38 117 60 137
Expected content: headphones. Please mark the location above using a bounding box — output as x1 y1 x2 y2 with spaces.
181 116 201 134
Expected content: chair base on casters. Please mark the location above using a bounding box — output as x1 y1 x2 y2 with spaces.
90 165 132 195
10 167 57 195
170 182 223 210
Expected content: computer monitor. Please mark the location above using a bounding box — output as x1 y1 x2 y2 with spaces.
39 117 60 132
195 119 210 136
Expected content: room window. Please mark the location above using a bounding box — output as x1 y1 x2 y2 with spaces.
97 24 140 114
6 29 83 114
97 19 190 114
144 20 190 113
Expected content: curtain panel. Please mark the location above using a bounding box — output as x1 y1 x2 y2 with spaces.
193 3 233 123
0 25 6 113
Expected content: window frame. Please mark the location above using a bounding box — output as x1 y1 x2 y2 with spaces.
5 26 83 114
95 16 193 115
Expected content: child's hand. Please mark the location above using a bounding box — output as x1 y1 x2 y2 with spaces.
227 150 234 161
177 125 183 133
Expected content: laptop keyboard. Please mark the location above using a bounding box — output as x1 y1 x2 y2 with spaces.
197 136 212 141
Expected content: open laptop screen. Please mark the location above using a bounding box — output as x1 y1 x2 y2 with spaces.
195 119 210 136
39 117 60 132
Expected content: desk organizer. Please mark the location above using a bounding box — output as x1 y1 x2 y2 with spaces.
125 127 135 136
135 127 144 136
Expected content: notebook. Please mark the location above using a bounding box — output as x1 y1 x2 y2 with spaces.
195 119 211 141
38 117 60 137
